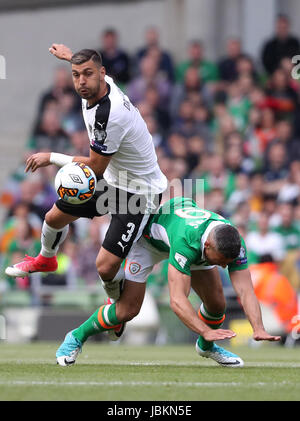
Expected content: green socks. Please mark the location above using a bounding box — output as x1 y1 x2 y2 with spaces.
197 303 226 351
72 302 121 343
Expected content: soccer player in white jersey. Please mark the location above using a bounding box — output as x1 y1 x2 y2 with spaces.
5 45 167 346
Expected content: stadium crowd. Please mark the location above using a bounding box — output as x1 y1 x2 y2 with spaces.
0 15 299 324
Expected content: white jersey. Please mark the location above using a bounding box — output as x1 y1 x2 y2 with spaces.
82 75 167 195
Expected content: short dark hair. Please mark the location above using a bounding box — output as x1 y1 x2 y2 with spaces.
70 49 102 67
212 224 241 259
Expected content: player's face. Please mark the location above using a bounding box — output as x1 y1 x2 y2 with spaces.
204 243 234 268
71 60 104 102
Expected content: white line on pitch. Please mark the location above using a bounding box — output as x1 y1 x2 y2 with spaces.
0 380 299 387
2 360 300 368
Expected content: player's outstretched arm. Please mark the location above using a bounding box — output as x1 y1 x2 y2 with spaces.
230 268 281 342
49 43 73 61
168 264 236 342
25 150 111 178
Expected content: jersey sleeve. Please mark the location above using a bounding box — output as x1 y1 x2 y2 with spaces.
90 96 126 156
90 119 126 156
228 236 249 272
168 238 197 276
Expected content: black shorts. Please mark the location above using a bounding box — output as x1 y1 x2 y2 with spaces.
56 183 162 259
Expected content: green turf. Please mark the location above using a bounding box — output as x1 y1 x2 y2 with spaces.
0 341 299 401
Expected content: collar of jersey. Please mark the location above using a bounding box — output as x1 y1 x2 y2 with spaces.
200 221 225 259
86 82 111 110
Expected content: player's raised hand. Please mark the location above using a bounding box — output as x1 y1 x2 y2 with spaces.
202 328 236 342
49 43 73 61
25 152 51 173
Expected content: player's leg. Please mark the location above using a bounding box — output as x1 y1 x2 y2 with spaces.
5 204 77 277
56 238 156 365
191 267 244 367
97 188 162 301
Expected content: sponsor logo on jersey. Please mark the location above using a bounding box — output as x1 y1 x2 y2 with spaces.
129 262 141 275
175 253 187 269
91 138 108 152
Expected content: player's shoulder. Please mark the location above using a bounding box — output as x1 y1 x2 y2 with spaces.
105 75 131 122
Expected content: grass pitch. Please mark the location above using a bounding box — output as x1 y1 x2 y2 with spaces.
0 341 299 401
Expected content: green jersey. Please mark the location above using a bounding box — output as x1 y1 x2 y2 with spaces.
143 197 248 276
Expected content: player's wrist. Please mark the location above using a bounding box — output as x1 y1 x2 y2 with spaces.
50 152 74 167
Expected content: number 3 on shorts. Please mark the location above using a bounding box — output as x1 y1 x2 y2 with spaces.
122 222 135 243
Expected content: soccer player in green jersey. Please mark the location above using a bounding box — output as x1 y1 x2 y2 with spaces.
56 197 280 367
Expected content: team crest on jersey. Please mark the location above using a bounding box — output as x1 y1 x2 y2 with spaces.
129 262 141 275
91 121 108 152
94 121 107 143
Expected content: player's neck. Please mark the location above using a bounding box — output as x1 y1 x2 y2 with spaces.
87 81 108 107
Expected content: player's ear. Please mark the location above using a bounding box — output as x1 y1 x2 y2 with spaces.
100 66 106 78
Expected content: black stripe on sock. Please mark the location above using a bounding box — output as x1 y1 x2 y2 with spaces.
51 231 62 250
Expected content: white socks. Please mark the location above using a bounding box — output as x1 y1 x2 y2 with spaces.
40 221 69 258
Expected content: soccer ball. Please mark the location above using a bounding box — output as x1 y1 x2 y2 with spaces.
54 162 97 204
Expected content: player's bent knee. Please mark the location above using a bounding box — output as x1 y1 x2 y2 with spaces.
97 262 121 280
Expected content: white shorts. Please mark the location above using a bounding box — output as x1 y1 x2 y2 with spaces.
124 236 215 283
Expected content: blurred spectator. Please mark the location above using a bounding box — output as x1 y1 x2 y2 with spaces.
98 28 130 86
126 53 171 109
27 108 71 153
143 114 165 148
186 135 207 173
206 188 228 217
143 84 171 134
226 80 252 132
196 153 236 200
272 202 300 251
165 132 188 160
264 67 298 119
170 65 212 118
218 38 243 82
263 141 289 194
248 172 265 214
250 107 278 156
235 54 259 81
278 160 300 203
170 100 198 138
135 26 175 83
36 66 78 118
261 14 300 75
176 40 219 84
246 212 285 264
225 172 250 215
